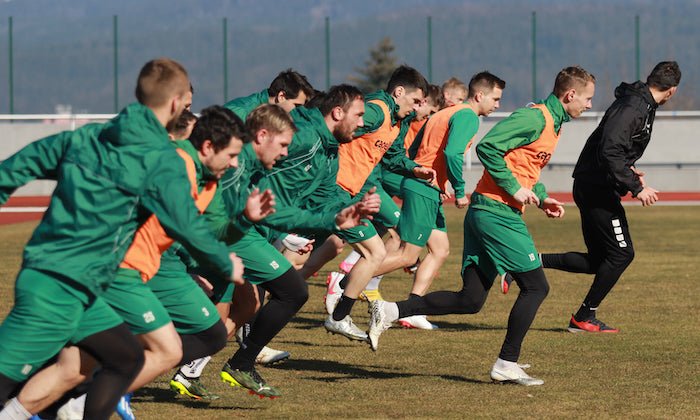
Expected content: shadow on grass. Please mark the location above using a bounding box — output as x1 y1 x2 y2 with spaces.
134 386 262 411
431 320 568 333
269 357 490 385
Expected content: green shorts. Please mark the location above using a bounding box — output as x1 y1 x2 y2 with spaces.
101 268 172 335
0 268 123 381
399 178 446 247
147 269 220 335
380 168 405 198
206 228 293 303
461 202 541 279
373 184 401 228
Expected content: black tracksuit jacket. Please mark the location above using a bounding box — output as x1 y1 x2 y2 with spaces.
572 81 659 197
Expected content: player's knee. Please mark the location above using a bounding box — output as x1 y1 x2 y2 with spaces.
611 246 635 270
457 289 487 313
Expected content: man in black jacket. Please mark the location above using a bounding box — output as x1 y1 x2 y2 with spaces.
541 61 681 333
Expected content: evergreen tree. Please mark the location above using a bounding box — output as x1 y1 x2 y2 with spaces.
349 37 398 93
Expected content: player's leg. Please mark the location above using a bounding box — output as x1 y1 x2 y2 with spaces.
298 234 345 280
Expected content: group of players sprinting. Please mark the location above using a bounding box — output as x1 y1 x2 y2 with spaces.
0 57 681 419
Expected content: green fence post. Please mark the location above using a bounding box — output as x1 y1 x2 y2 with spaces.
113 15 119 113
427 16 432 83
9 16 14 114
223 17 228 102
325 16 330 90
531 11 537 101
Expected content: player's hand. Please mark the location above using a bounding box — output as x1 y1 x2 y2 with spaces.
455 196 469 209
631 166 647 188
636 186 659 207
513 187 540 207
229 252 245 285
190 274 214 297
440 190 452 202
335 197 380 230
541 197 565 218
295 239 315 255
412 166 436 183
244 188 276 222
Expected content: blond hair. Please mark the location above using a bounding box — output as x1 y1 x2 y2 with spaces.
246 104 297 136
135 58 190 107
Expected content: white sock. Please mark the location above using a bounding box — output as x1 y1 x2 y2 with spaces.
0 398 32 420
385 302 400 322
342 251 361 266
365 275 383 290
494 357 519 370
178 355 211 379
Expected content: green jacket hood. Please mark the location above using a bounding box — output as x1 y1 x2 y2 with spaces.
366 90 400 125
101 103 169 147
173 139 218 182
292 106 338 149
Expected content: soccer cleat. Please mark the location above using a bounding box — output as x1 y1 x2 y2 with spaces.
397 315 438 330
170 374 220 400
359 288 384 302
500 272 514 294
567 315 620 333
490 364 544 386
368 300 393 351
115 393 135 420
324 272 344 315
255 346 291 366
403 258 421 275
56 397 84 420
324 315 369 341
221 363 281 399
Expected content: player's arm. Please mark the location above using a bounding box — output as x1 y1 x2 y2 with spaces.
476 107 545 197
596 104 644 196
444 110 480 200
142 153 233 279
0 129 80 204
353 101 384 137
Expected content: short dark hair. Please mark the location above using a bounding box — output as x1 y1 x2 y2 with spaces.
268 69 315 101
189 105 249 152
168 109 197 139
307 84 364 116
386 65 429 96
553 66 596 98
468 71 506 98
647 61 681 91
426 84 445 109
135 58 190 107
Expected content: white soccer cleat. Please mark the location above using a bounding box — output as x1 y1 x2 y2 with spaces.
324 272 344 315
57 397 85 420
255 346 291 366
324 315 368 342
490 363 544 386
397 315 438 330
368 300 394 351
281 233 312 253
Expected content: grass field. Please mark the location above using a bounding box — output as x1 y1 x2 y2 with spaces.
1 205 698 419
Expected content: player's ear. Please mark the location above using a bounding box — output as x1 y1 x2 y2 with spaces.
332 106 344 121
393 86 405 98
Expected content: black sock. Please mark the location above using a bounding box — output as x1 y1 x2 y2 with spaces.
332 295 356 321
338 274 349 290
574 304 595 321
408 293 421 301
227 338 263 371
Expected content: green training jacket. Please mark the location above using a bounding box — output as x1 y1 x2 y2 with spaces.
223 89 269 120
0 103 232 294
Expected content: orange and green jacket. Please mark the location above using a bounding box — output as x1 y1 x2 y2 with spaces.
120 147 216 281
411 103 480 199
473 94 569 213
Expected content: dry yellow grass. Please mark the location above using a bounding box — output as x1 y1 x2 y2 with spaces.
1 205 698 418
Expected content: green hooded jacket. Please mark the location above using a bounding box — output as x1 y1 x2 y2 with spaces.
0 103 232 294
223 89 269 120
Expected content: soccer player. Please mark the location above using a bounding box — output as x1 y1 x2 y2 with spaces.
23 105 254 419
539 61 680 333
441 77 468 107
368 66 596 386
223 70 314 364
224 68 314 119
0 58 237 419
